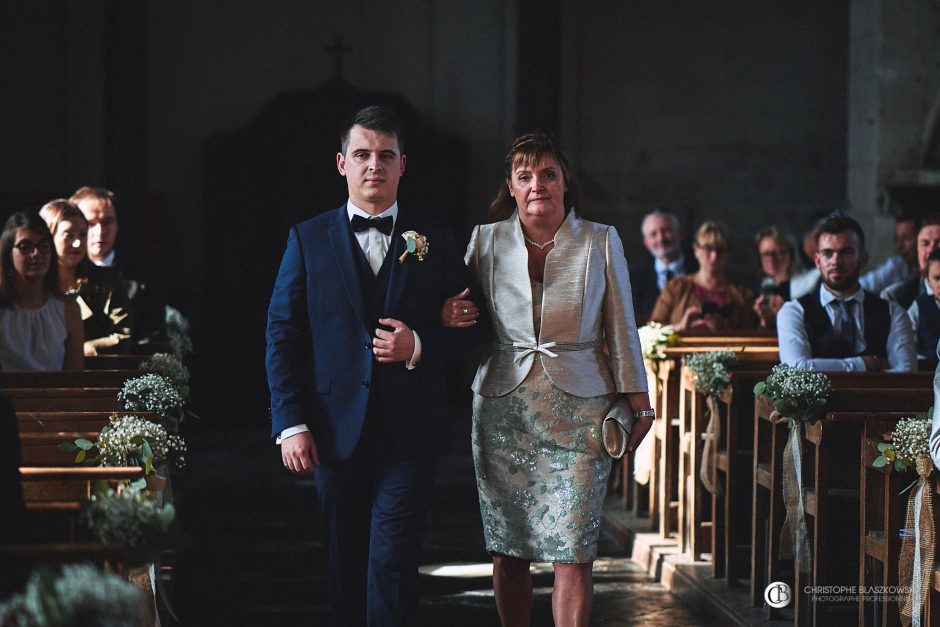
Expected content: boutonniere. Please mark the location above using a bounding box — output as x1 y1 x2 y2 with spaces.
398 230 430 263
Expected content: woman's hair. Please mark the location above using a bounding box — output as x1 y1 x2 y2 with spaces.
38 199 92 283
0 211 61 305
753 225 800 276
694 221 732 252
488 132 582 220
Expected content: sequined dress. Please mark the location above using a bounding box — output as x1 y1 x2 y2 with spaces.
471 281 615 563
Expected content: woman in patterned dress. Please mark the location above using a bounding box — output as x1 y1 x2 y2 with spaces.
443 133 653 627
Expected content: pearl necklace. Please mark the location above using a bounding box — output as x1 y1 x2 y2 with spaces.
523 236 555 250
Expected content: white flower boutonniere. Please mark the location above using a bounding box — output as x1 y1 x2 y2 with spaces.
398 230 430 263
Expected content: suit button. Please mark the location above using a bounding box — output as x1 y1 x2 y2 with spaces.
361 380 370 388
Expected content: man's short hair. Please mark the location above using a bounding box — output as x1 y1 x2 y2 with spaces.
816 214 866 251
927 248 940 265
641 208 680 234
919 213 940 232
69 186 116 211
340 106 405 154
897 213 921 229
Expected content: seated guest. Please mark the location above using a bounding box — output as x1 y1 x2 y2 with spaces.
631 208 693 316
790 216 827 300
71 186 166 343
908 249 940 369
859 214 919 294
39 200 133 355
778 214 916 372
650 221 757 332
0 212 83 371
752 226 800 329
882 214 940 310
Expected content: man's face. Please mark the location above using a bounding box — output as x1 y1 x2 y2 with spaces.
918 225 940 274
895 220 917 265
815 230 868 293
642 214 680 261
336 125 406 214
927 260 940 300
76 198 118 263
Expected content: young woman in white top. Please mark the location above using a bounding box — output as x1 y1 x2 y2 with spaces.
0 212 83 371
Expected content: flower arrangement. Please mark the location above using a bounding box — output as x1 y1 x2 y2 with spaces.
61 415 186 475
0 563 146 625
874 411 932 474
683 350 736 397
753 363 832 423
139 352 190 399
638 322 680 369
165 305 193 357
80 480 176 566
119 374 183 419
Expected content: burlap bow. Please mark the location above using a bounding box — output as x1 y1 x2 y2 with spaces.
771 410 811 573
699 395 722 495
899 455 934 627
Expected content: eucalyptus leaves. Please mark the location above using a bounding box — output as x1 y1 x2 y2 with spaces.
61 414 186 475
683 350 736 397
873 411 932 474
753 363 832 423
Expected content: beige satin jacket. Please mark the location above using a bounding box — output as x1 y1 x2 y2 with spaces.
467 211 648 398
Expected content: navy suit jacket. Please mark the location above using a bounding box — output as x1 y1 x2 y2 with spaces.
265 205 488 461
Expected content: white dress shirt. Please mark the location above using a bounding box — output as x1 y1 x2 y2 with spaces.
278 200 422 444
654 254 687 291
860 254 912 295
777 283 916 372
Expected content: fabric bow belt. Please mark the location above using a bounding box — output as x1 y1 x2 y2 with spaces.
496 340 603 364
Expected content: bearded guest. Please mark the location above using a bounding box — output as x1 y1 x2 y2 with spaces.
777 214 916 372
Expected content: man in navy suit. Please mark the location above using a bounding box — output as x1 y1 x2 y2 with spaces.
266 106 488 626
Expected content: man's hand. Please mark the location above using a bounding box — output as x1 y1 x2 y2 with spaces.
440 288 479 328
282 431 320 476
373 318 416 363
862 354 884 371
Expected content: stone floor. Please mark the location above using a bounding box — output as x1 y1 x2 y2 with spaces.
168 422 718 626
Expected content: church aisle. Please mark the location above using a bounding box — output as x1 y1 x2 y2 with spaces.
168 422 714 626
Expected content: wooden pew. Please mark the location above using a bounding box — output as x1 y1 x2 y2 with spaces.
0 370 138 389
20 432 99 466
17 411 156 433
86 354 150 370
654 344 778 539
750 378 932 625
4 387 123 413
857 412 912 627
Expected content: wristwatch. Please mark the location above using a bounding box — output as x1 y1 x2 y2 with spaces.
635 409 655 420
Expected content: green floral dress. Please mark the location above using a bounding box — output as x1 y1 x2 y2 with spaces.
471 281 615 563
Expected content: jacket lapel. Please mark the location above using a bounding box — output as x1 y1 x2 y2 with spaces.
383 217 410 315
541 212 586 339
492 213 535 341
327 206 369 332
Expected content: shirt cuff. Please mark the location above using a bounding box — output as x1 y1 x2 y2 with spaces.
407 331 422 370
276 424 310 445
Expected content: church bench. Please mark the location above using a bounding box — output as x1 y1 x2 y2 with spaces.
652 343 779 539
0 370 139 389
19 432 99 466
17 411 156 433
750 383 932 624
85 354 151 370
857 412 915 627
4 387 123 413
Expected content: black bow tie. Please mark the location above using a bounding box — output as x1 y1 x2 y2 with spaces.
350 214 394 235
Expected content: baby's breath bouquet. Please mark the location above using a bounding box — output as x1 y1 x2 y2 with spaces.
683 350 736 397
874 411 932 476
165 305 193 357
80 481 176 566
0 563 146 626
119 373 183 420
139 352 190 399
638 322 680 371
753 363 833 423
61 415 186 475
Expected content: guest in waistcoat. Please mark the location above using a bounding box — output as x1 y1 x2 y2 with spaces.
882 215 940 310
777 214 916 372
907 249 940 370
266 106 488 626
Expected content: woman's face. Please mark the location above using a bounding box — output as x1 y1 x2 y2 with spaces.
758 236 791 281
12 227 52 281
508 154 567 223
694 240 729 276
53 218 87 269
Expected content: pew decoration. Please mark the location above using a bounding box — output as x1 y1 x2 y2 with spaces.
638 322 679 374
118 374 184 422
60 415 187 477
138 353 190 402
754 364 832 573
683 350 736 494
164 306 193 359
874 411 935 627
0 563 147 625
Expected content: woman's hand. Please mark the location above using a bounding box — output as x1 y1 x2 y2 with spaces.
752 294 784 329
674 306 701 333
440 287 479 328
623 392 654 454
